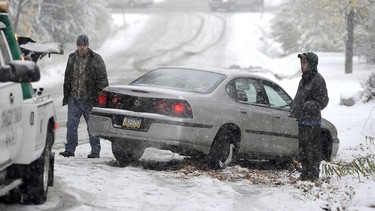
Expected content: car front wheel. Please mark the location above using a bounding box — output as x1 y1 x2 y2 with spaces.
208 129 236 170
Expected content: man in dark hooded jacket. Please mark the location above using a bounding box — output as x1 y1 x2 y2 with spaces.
60 34 108 158
290 52 329 181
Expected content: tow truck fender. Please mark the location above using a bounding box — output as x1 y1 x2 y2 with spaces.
13 96 56 164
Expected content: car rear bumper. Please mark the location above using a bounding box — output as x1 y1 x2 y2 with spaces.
88 112 217 154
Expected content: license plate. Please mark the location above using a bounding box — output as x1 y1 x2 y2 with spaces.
122 117 142 129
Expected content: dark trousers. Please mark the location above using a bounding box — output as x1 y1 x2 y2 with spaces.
65 98 100 154
298 125 322 180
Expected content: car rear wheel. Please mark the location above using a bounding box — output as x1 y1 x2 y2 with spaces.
111 140 145 165
208 129 236 170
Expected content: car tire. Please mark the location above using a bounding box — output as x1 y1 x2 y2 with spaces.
111 140 145 165
208 129 236 170
22 138 51 205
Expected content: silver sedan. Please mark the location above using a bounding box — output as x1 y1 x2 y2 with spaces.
88 66 339 169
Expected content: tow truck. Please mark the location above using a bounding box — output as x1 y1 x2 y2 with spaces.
0 1 62 204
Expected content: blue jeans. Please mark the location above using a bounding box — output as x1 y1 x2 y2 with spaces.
65 98 100 154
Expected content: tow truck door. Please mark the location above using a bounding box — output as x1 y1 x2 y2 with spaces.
0 27 24 169
0 83 14 169
0 26 13 169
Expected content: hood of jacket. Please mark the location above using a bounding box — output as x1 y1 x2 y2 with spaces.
299 52 318 81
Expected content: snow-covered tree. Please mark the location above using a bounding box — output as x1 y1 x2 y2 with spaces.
352 1 375 64
361 72 375 103
8 0 111 49
271 0 345 55
271 0 375 73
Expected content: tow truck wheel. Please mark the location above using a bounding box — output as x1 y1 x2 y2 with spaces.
0 165 23 204
0 187 22 204
22 129 53 205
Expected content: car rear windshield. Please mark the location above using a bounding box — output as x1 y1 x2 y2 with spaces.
130 68 227 94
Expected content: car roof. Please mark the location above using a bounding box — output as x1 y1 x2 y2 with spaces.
157 65 271 82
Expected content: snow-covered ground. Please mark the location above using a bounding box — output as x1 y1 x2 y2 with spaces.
2 4 375 211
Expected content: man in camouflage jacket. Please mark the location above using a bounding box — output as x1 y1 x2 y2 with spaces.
60 34 108 159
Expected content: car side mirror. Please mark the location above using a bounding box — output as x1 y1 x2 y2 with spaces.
0 60 40 83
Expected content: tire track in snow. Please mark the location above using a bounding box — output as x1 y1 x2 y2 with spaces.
133 12 226 71
166 12 227 65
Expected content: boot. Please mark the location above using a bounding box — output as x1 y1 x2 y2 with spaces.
59 150 75 157
87 152 100 158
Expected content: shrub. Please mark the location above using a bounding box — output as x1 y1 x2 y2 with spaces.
361 72 375 103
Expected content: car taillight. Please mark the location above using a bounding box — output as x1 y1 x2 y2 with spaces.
154 99 192 118
172 102 185 115
156 99 168 114
111 94 121 108
97 91 107 106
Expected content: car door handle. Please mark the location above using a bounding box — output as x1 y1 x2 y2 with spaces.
274 115 281 119
240 109 247 114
